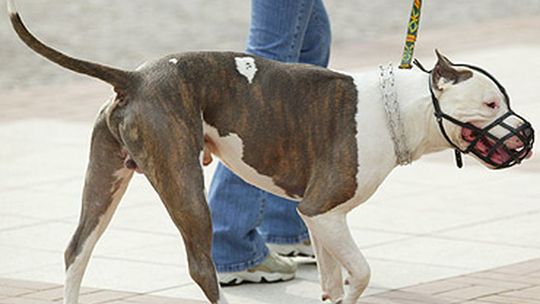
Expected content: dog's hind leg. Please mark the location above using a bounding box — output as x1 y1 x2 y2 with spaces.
64 116 133 304
120 112 224 304
300 211 370 304
311 234 344 302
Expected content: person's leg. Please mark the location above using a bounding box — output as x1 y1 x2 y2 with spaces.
246 0 317 62
257 0 331 248
210 164 298 285
298 0 331 67
209 164 269 272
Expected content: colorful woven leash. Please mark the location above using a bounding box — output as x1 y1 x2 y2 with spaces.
399 0 423 69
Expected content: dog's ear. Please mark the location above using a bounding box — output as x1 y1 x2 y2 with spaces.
432 50 473 91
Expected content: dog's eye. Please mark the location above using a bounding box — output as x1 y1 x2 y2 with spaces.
484 101 499 109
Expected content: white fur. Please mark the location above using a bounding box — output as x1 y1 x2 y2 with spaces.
64 169 132 304
7 0 16 15
301 211 370 304
235 57 257 84
169 58 179 65
199 150 205 166
311 233 344 302
64 231 97 304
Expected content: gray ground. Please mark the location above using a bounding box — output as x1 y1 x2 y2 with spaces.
1 0 540 91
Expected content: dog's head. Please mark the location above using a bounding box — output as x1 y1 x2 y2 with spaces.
430 51 534 169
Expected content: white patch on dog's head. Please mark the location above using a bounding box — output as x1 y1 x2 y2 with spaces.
235 57 257 84
169 58 179 65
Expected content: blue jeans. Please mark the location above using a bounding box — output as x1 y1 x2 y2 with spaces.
209 0 331 272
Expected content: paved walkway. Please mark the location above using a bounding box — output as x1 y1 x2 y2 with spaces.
2 258 540 303
1 7 540 304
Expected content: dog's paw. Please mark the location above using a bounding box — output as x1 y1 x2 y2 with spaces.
322 293 330 301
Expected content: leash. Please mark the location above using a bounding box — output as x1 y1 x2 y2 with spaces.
399 0 423 70
378 0 423 166
379 0 423 166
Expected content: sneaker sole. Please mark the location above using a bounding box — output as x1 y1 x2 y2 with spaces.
281 249 315 258
219 271 295 286
267 244 315 258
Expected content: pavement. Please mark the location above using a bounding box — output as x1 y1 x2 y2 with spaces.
3 259 540 304
1 2 540 304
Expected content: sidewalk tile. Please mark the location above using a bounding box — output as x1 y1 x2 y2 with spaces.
78 290 137 304
475 295 540 304
500 285 540 299
0 278 57 292
22 286 65 302
0 298 54 304
0 285 34 297
436 285 512 301
401 281 472 295
364 236 540 271
124 294 204 304
447 275 532 290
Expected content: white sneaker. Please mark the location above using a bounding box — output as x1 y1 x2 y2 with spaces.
218 252 297 286
267 240 315 258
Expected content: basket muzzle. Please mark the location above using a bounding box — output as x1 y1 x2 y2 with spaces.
417 60 535 169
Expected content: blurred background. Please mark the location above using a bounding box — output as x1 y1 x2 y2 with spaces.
1 0 540 89
1 1 540 303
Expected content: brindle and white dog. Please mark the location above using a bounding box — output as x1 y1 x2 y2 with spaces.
8 1 534 304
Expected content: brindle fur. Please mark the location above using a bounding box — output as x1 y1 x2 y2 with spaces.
173 52 359 214
108 51 359 215
64 111 131 268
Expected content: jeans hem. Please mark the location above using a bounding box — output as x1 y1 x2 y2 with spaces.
215 246 270 273
263 231 310 244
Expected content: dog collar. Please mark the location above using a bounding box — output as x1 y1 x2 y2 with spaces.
379 63 412 166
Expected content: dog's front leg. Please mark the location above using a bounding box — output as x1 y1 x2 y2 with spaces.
300 211 370 304
311 234 344 302
64 116 133 304
120 110 224 304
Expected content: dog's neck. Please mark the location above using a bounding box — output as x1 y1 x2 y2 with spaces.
392 69 451 163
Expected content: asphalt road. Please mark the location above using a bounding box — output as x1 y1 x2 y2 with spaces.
1 0 540 90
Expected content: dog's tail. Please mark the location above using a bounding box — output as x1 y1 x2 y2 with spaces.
7 0 136 91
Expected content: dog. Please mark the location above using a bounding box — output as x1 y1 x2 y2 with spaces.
8 1 534 304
